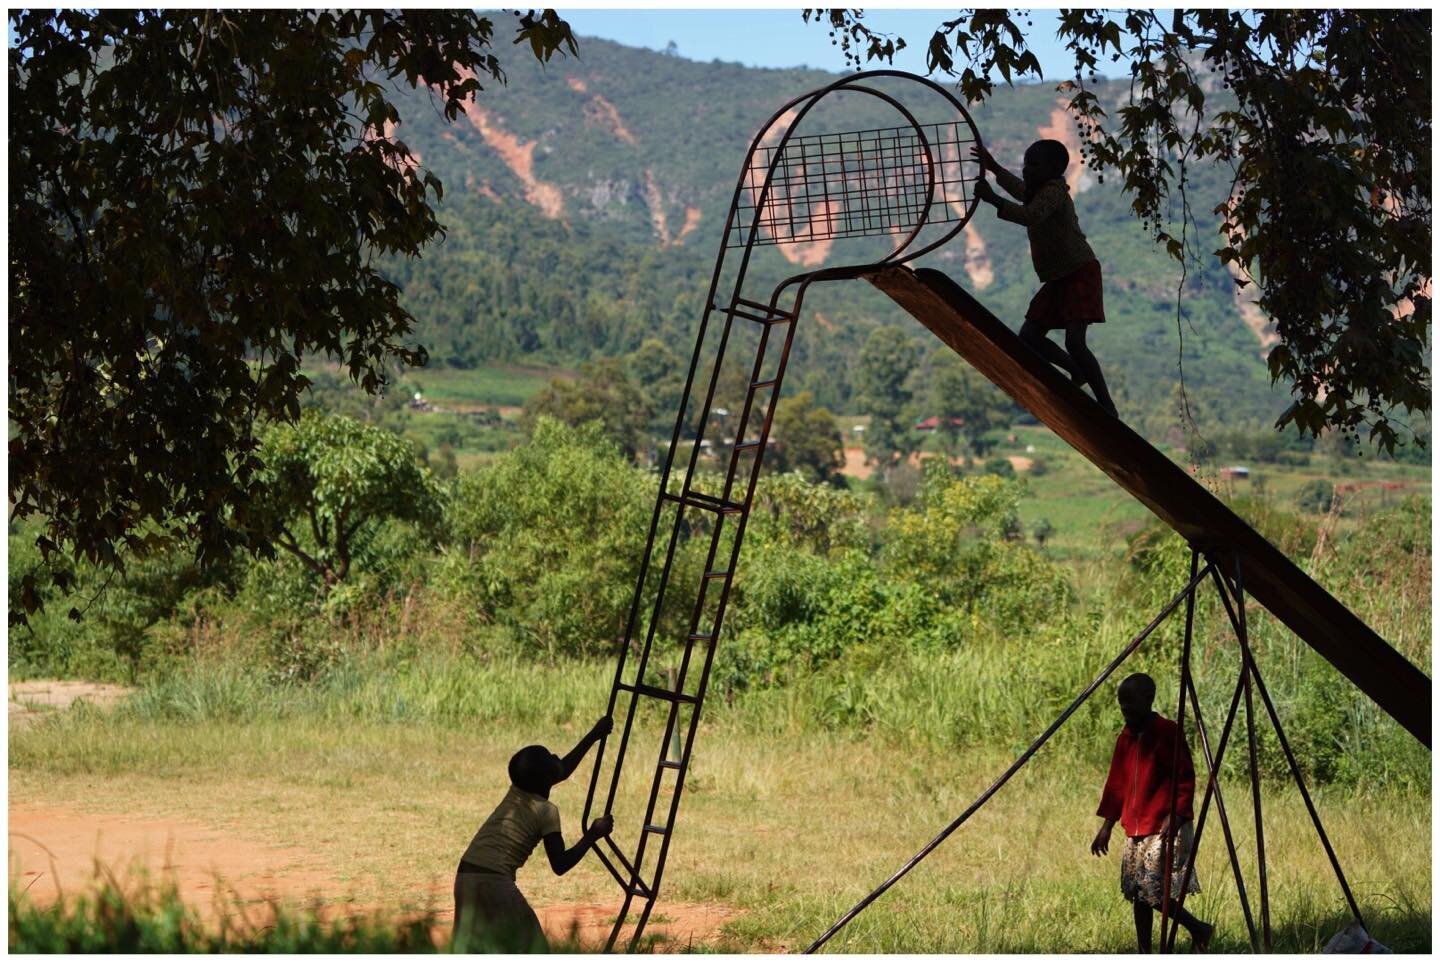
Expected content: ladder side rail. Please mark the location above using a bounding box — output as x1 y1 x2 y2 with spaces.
624 283 794 892
627 276 812 921
600 301 747 819
584 295 723 827
598 76 848 840
584 74 834 829
595 69 988 945
595 79 839 821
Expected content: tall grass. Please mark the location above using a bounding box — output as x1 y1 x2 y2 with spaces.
12 653 1429 954
7 881 600 953
9 882 444 952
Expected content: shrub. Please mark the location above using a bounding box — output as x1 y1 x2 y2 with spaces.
1295 479 1335 514
445 417 673 657
981 456 1016 478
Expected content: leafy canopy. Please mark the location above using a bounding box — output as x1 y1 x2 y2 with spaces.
445 417 661 658
768 390 846 484
521 358 653 461
811 8 1430 451
856 324 920 467
8 9 576 621
255 413 444 586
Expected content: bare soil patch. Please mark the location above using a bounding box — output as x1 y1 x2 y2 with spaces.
10 803 742 949
840 446 872 480
8 804 343 917
9 680 133 728
533 900 737 951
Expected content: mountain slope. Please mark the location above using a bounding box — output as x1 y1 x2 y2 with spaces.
379 35 1288 434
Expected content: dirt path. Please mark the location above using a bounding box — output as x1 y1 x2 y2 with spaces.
9 804 343 913
9 802 740 949
9 680 132 728
10 680 745 947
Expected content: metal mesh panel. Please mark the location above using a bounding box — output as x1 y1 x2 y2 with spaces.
728 120 980 249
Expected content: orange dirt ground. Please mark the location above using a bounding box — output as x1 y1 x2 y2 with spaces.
9 803 738 948
9 681 741 949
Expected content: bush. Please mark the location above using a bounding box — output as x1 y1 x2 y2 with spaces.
981 456 1016 478
1295 479 1335 514
882 463 1070 630
445 417 673 657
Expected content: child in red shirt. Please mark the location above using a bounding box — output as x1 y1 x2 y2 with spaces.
1091 673 1213 952
972 139 1118 417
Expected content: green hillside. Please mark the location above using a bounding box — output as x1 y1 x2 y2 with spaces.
379 35 1291 438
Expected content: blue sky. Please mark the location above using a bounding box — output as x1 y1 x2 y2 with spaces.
557 8 1118 80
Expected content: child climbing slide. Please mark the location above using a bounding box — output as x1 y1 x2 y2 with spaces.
972 139 1118 417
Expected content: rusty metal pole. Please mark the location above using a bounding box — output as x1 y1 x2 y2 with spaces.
1207 565 1368 934
805 562 1214 954
1159 549 1199 951
1165 671 1259 952
1215 560 1272 951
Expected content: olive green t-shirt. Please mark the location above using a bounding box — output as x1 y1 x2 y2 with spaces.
462 785 562 879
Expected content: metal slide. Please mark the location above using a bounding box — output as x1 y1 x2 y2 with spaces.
871 264 1431 746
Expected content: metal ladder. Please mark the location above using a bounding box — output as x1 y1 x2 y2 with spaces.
582 292 799 951
575 69 984 952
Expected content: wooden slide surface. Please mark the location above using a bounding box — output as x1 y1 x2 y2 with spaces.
869 265 1430 747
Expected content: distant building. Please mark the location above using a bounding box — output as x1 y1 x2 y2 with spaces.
1219 465 1250 479
913 415 966 432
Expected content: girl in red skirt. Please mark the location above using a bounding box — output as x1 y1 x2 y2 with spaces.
972 139 1118 417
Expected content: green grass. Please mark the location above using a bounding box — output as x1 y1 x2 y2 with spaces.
10 655 1430 953
9 882 448 953
998 424 1430 565
403 364 571 408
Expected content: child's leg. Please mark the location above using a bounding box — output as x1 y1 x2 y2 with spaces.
1020 318 1085 382
1132 900 1154 953
1166 903 1213 950
1063 324 1118 415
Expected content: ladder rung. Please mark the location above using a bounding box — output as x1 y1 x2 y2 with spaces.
618 681 697 704
629 883 653 898
732 310 791 326
660 760 684 770
703 569 731 579
686 632 715 643
735 439 763 452
750 378 779 390
661 490 744 516
643 823 669 835
734 297 795 323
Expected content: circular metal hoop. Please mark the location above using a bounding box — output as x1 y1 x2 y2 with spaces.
722 70 985 275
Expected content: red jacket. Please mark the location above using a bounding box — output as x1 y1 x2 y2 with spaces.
1097 714 1196 837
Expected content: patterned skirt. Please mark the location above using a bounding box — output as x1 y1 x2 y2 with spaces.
1120 822 1202 908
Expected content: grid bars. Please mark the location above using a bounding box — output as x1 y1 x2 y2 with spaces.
728 120 980 249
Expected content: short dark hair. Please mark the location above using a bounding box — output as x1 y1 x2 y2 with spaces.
1118 672 1156 704
509 744 553 792
1026 139 1070 179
